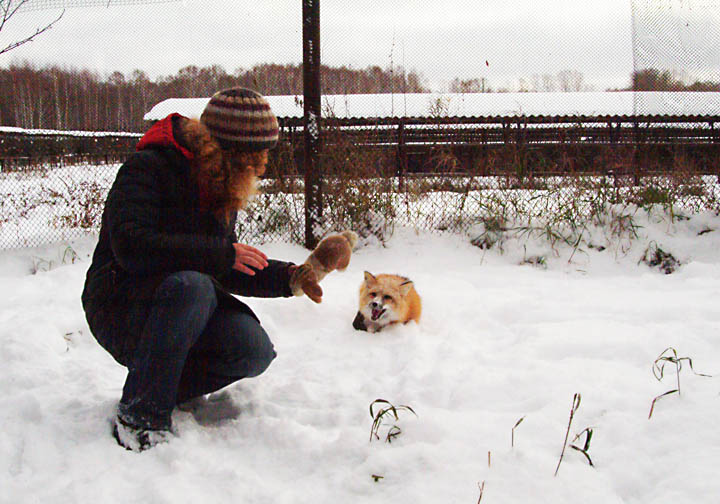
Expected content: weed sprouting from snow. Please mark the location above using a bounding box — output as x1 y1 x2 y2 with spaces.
470 215 507 250
648 347 712 419
604 206 641 251
520 251 547 269
369 399 417 443
476 481 486 503
555 393 581 476
511 416 525 448
639 242 681 274
62 245 79 264
467 192 653 264
30 256 54 274
554 393 594 475
29 244 81 274
653 347 711 394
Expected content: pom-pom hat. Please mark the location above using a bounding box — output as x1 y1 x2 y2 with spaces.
200 87 279 152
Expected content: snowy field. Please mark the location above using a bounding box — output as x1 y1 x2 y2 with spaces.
1 211 719 503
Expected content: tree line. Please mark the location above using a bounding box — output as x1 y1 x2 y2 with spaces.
0 62 427 132
450 68 720 93
2 62 717 133
627 68 720 92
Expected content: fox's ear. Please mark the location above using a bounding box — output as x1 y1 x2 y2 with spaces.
364 271 376 284
399 280 413 296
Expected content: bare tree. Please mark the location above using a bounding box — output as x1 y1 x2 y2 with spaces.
556 70 586 92
449 77 489 93
0 1 64 56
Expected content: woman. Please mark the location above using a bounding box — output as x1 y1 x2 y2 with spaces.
82 88 321 452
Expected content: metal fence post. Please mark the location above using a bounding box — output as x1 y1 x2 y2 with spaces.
303 0 322 249
712 120 720 184
397 119 406 192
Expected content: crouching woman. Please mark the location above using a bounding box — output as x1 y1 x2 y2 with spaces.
81 88 320 452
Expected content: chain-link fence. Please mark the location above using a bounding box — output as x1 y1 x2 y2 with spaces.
1 0 719 249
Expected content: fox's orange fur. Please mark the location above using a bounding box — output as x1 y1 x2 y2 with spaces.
356 271 421 333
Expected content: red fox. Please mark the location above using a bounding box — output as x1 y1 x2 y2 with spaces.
353 271 422 333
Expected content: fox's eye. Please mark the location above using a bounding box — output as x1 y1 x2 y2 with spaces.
369 292 377 297
383 295 393 301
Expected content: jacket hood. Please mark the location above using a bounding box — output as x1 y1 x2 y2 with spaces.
136 113 194 160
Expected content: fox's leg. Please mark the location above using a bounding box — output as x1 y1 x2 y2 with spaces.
368 322 385 333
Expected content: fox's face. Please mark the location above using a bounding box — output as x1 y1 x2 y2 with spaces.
359 272 413 327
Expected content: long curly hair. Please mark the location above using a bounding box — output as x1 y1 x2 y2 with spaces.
177 118 268 223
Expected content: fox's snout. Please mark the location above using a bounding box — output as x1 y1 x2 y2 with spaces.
368 300 387 321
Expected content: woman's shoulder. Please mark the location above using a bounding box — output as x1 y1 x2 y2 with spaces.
118 147 189 178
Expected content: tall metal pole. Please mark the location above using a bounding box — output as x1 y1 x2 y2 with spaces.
303 0 322 249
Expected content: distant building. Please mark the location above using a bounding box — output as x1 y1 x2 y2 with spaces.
144 91 720 122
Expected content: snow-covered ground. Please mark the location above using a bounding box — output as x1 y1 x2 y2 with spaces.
1 211 719 503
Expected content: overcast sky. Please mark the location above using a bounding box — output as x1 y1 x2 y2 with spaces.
2 0 718 92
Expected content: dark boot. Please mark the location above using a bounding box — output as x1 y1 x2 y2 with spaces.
112 415 172 452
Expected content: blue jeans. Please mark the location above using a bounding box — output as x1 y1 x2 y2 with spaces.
117 271 276 430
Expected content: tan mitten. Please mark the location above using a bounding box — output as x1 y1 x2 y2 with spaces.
303 230 359 283
289 264 323 303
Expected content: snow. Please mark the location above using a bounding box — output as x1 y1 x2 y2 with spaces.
1 210 719 503
143 91 720 122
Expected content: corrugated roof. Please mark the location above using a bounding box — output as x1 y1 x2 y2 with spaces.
144 91 720 121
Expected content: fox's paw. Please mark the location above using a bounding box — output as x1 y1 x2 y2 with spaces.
352 311 367 331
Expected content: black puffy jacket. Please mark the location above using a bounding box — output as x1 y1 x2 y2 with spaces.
81 115 294 366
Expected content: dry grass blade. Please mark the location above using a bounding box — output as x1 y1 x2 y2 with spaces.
569 445 594 467
477 481 486 503
369 398 417 443
653 347 679 379
369 399 394 419
648 389 679 419
386 425 402 443
554 393 582 476
512 416 526 448
569 427 595 467
652 347 711 396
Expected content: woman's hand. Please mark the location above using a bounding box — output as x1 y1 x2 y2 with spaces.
232 243 269 275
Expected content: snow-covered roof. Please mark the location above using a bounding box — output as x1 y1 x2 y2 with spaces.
144 92 720 122
0 126 142 137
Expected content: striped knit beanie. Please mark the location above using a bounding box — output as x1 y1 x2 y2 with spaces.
200 87 279 152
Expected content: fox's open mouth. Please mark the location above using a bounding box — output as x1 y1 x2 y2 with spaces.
371 307 386 321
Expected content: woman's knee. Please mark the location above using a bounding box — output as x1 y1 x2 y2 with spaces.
156 271 216 306
237 319 276 377
208 312 276 377
246 342 276 377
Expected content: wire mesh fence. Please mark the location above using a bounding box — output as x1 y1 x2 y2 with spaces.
3 125 719 249
1 0 719 249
